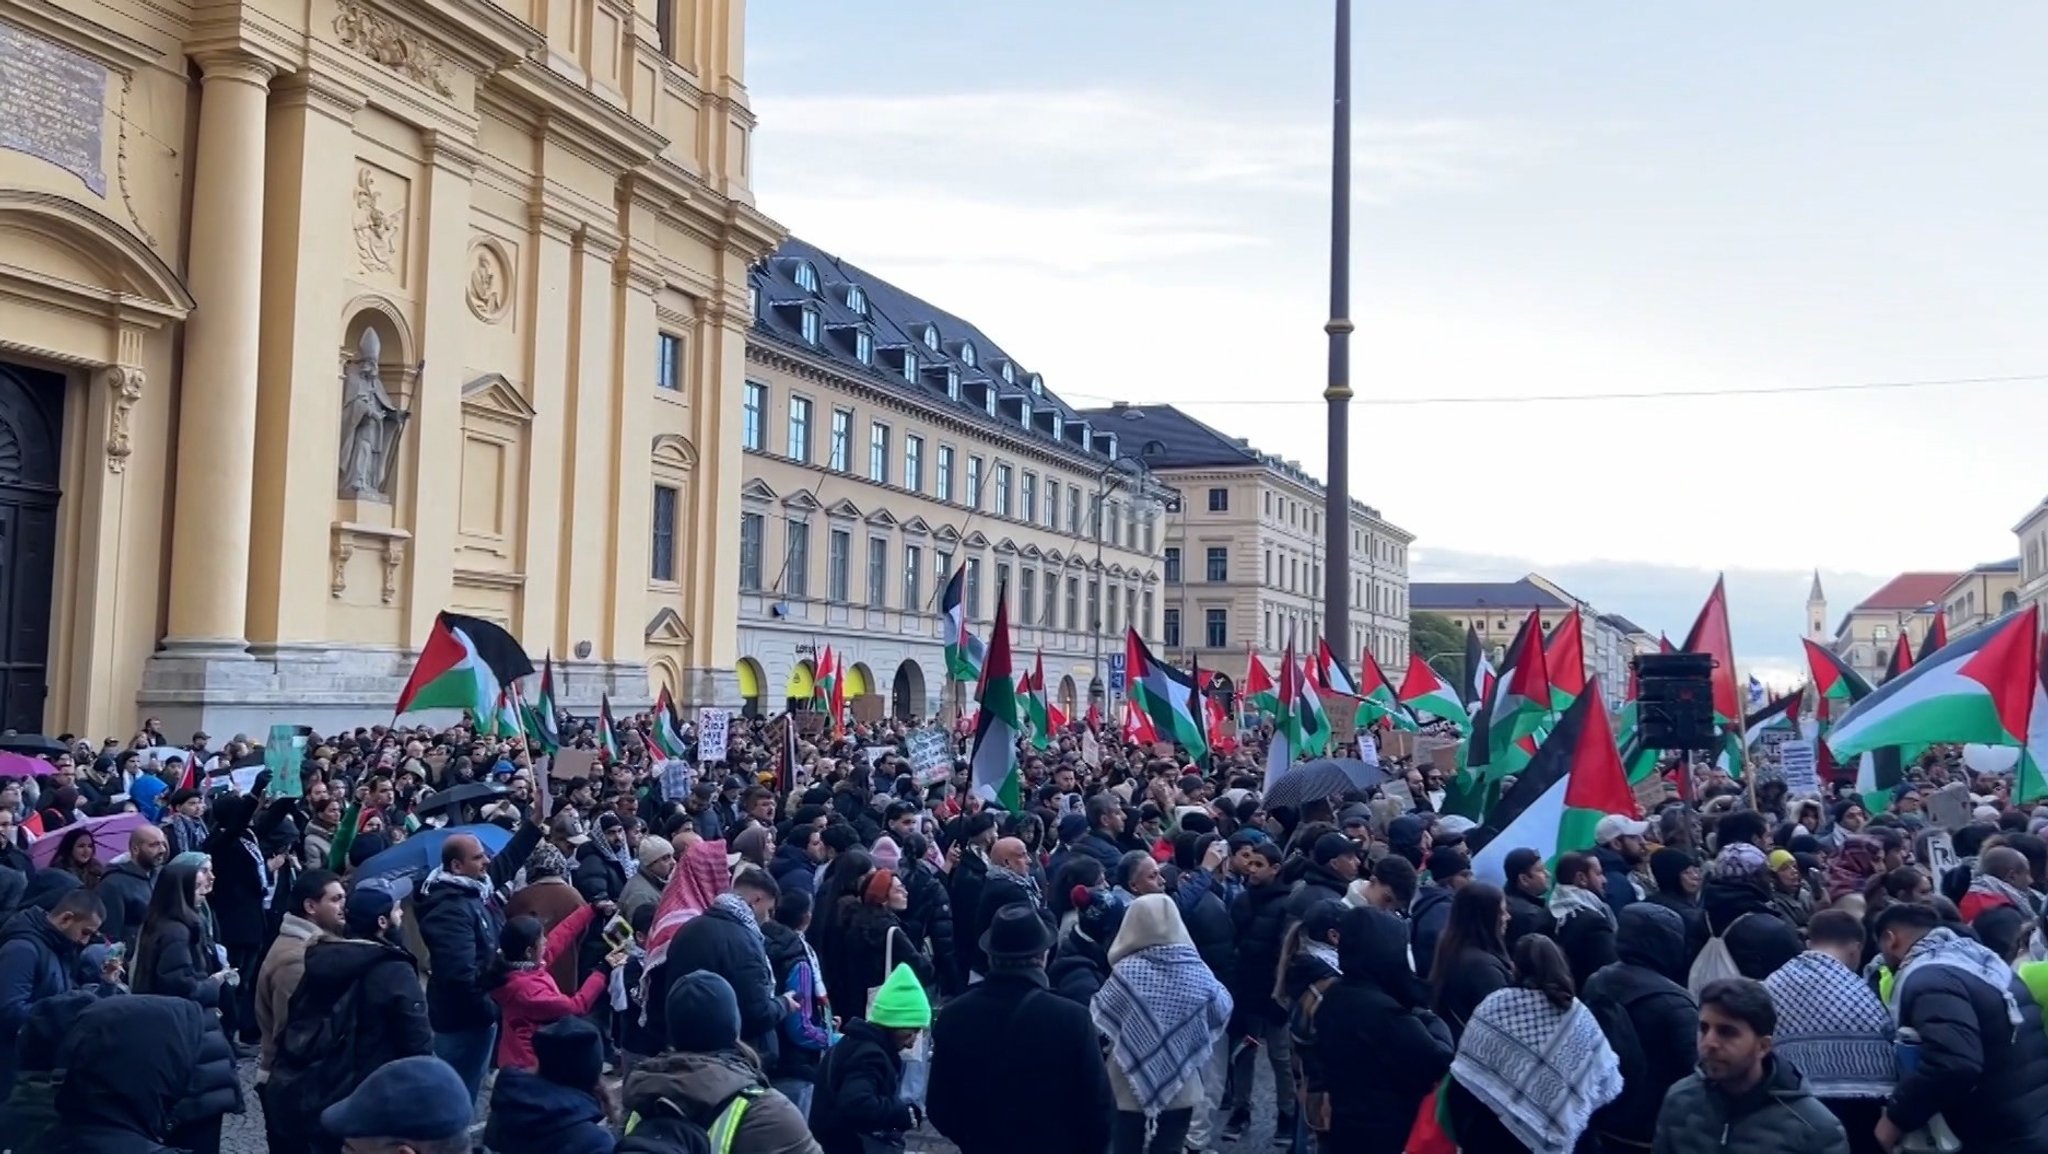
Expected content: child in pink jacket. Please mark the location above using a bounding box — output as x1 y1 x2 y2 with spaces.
490 903 625 1071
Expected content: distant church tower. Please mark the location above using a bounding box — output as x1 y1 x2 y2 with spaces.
1807 570 1828 643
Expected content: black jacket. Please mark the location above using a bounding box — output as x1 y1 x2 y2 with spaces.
169 1001 243 1134
201 794 296 948
1312 909 1454 1154
947 850 989 983
1889 950 2048 1154
1228 880 1293 1028
0 908 87 1095
95 861 155 954
1408 883 1455 982
1503 885 1555 952
1593 844 1643 911
1647 889 1711 971
1653 1056 1848 1154
844 909 935 1011
414 873 504 1033
899 858 958 996
1048 929 1111 1009
1280 862 1353 927
769 840 818 900
928 970 1112 1154
481 1069 615 1154
650 904 787 1056
1430 946 1510 1040
1556 900 1619 991
288 934 435 1116
1581 904 1700 1147
1072 830 1123 873
811 1018 916 1154
1171 869 1237 988
132 917 222 1008
572 844 628 906
968 873 1051 981
47 995 208 1154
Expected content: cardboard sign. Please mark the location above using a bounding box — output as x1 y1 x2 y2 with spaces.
1429 743 1461 777
850 694 886 725
697 709 731 764
1379 729 1416 761
1776 740 1819 796
1923 829 1961 884
907 727 952 786
550 748 599 781
1080 729 1102 769
1328 709 1360 752
1928 781 1974 832
1633 773 1671 815
264 724 308 798
796 711 828 737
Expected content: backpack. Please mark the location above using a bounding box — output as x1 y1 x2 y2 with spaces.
1686 913 1753 996
618 1086 764 1154
264 977 366 1137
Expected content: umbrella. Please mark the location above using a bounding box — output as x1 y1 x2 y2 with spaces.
410 781 509 821
351 822 515 882
1263 758 1391 811
29 812 150 868
0 734 68 758
0 750 55 778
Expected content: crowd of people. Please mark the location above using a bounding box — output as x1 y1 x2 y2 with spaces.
1 709 2047 1154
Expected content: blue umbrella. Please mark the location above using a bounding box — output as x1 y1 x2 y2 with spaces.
351 822 514 882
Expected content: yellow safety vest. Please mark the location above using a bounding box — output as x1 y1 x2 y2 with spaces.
623 1086 762 1154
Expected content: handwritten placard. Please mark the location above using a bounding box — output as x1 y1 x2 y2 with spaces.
0 22 107 195
1776 740 1819 797
696 708 731 764
907 727 952 786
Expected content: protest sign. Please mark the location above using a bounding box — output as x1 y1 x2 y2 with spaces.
697 708 731 764
1633 773 1672 815
551 748 599 781
1776 740 1819 796
907 727 952 786
1923 830 1960 883
660 759 692 804
1928 781 1974 832
1328 710 1359 752
264 724 310 798
1080 728 1102 769
850 694 886 724
1379 729 1416 761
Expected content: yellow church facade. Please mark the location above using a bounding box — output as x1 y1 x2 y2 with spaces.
0 0 778 738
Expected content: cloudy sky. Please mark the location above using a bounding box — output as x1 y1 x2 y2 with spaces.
745 2 2048 678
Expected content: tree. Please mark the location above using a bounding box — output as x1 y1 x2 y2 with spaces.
1410 610 1464 684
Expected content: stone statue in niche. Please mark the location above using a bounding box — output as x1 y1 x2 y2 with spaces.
337 328 411 499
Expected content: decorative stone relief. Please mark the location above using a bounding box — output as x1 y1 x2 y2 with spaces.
330 536 354 597
465 241 509 323
337 328 411 500
352 168 404 274
100 364 143 474
380 537 406 603
333 1 454 96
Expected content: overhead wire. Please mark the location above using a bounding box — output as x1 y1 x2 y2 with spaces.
1052 371 2048 409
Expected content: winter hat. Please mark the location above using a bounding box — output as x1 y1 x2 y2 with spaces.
534 1016 606 1090
526 841 569 880
1648 847 1695 894
863 869 897 906
322 1056 472 1140
1766 849 1797 872
866 962 932 1029
1057 812 1089 844
665 970 742 1053
869 836 903 873
1312 832 1361 868
1107 892 1193 964
1071 886 1127 945
343 886 397 936
637 834 675 870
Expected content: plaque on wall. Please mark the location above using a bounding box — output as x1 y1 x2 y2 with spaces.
0 22 108 196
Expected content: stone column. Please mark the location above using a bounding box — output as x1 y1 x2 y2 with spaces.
163 52 272 651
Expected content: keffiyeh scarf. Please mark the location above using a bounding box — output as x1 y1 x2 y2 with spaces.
1967 873 2037 918
1298 940 1341 976
1895 927 2022 1029
1712 842 1769 881
1762 951 1894 1099
711 891 765 946
988 859 1043 908
1451 988 1623 1154
1548 884 1613 927
1090 943 1233 1116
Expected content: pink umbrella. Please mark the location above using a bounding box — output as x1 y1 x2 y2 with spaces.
29 811 150 868
0 750 54 778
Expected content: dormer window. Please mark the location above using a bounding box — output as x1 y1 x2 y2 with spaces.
983 388 997 417
794 262 818 293
1029 373 1044 396
1051 413 1064 439
960 341 978 367
946 369 961 401
902 351 918 382
855 330 873 364
800 307 820 344
846 285 866 314
922 326 940 352
1001 362 1015 385
1020 399 1033 430
1105 433 1119 458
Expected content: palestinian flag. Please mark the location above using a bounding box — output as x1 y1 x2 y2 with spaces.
2016 636 2048 806
1473 610 1551 776
1885 631 1915 684
1923 610 1950 658
1127 628 1209 758
1122 699 1158 744
395 611 536 719
597 693 622 760
1681 574 1742 722
1300 654 1333 756
1023 653 1052 752
1464 624 1496 715
969 589 1023 808
1198 666 1230 749
1244 648 1279 718
1543 612 1588 711
1353 647 1414 731
483 686 522 739
815 646 839 726
1398 650 1470 730
1718 691 1801 773
1805 638 1875 710
1315 639 1360 698
654 687 689 759
942 566 985 682
1828 604 2041 761
1471 678 1637 883
1615 697 1661 785
522 652 562 753
1265 632 1328 783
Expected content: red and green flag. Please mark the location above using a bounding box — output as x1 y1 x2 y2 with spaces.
1314 639 1360 698
815 645 843 733
1923 610 1950 658
1885 631 1915 684
969 587 1023 808
1127 627 1210 759
942 566 986 682
1543 611 1588 711
597 693 622 760
653 687 689 759
522 652 562 754
1023 653 1052 752
1244 648 1279 719
1472 610 1551 777
395 611 536 720
1828 604 2040 761
2016 635 2048 806
1464 624 1496 716
1398 650 1469 730
1471 677 1637 883
1681 576 1743 772
1353 646 1415 732
1265 631 1330 782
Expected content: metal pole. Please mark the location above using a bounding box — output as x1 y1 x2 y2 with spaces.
1322 0 1354 659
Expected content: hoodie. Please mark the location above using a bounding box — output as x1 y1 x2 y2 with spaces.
1580 903 1701 1147
46 995 204 1154
483 1068 616 1154
0 907 87 1096
619 1050 821 1154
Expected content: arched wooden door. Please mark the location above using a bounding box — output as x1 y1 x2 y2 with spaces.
0 364 62 734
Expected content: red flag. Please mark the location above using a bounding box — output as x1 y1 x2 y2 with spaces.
1681 575 1740 722
20 810 43 839
1544 611 1587 701
1923 610 1950 656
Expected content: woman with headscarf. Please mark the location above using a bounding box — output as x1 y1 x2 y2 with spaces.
1090 893 1233 1154
1828 835 1885 906
1446 934 1623 1154
505 841 588 995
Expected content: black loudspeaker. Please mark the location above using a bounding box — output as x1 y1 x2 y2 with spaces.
1635 652 1718 749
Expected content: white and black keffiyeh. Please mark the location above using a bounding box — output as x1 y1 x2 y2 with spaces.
1547 883 1613 927
711 891 764 946
1090 943 1233 1117
1763 951 1894 1099
1967 873 2037 917
1451 987 1623 1154
988 859 1043 907
1895 926 2021 1029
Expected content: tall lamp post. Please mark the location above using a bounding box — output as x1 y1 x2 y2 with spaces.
1321 0 1354 659
1092 443 1168 712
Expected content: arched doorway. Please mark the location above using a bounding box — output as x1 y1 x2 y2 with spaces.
0 365 63 733
891 659 926 722
735 657 765 718
845 662 873 706
1058 675 1078 722
785 659 817 713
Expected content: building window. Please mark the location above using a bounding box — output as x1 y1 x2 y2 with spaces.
1068 489 1083 534
739 513 763 591
960 340 977 367
866 536 887 608
1105 583 1118 634
966 456 982 510
1125 588 1136 638
786 396 812 462
1087 580 1101 634
1051 412 1062 439
902 351 918 382
1141 591 1153 637
869 423 890 484
829 408 852 472
973 559 991 618
1042 570 1057 627
828 529 851 601
1044 479 1060 528
1142 514 1155 553
945 369 960 401
657 332 685 391
1164 547 1182 584
650 484 678 581
1020 568 1037 622
994 464 1012 517
855 330 874 364
846 285 866 314
1208 487 1228 512
1874 625 1890 641
904 545 923 611
1264 609 1274 648
1002 362 1015 384
784 518 810 597
1020 399 1033 430
1164 608 1182 648
1206 608 1228 648
741 382 765 451
1206 547 1228 583
1065 577 1080 631
1020 472 1037 522
982 388 997 417
904 435 925 492
800 308 820 345
923 325 940 352
936 446 954 503
794 261 818 292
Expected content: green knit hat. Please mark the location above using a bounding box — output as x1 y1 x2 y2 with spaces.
866 963 931 1029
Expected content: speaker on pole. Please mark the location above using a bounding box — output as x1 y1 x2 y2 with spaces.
1635 652 1718 750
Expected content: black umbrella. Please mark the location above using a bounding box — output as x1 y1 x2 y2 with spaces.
1263 757 1391 811
0 734 69 757
411 781 510 820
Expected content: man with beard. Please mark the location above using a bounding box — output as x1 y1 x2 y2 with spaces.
1592 813 1650 910
1652 978 1846 1154
97 824 168 954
